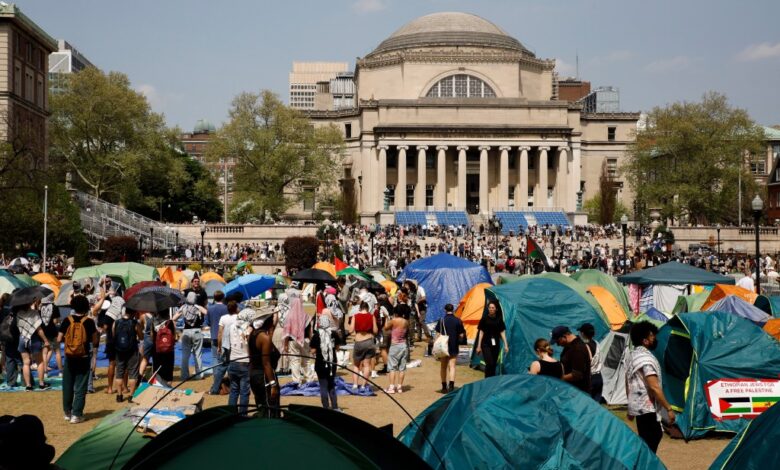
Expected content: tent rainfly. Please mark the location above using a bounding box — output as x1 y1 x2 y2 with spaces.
617 261 736 286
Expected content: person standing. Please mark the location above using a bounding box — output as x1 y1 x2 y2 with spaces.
15 300 50 391
112 308 142 402
152 313 176 383
475 300 509 378
383 306 409 394
205 291 228 394
249 307 281 417
183 276 208 307
40 292 62 377
435 304 465 393
578 323 604 403
58 295 99 424
310 308 339 409
283 294 315 386
528 338 563 378
347 301 378 392
173 292 206 381
228 308 255 416
626 321 675 454
551 326 591 394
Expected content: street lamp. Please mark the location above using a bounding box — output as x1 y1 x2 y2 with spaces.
323 219 332 261
200 222 207 264
175 231 179 255
716 224 721 259
621 214 629 274
490 215 502 267
752 196 763 294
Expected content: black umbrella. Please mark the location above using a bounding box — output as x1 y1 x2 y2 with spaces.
292 268 337 284
9 286 45 307
353 279 386 294
125 290 181 313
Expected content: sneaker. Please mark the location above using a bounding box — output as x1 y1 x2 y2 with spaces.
70 416 84 424
396 386 404 394
87 389 95 394
351 383 358 391
64 413 72 421
370 371 379 378
332 408 344 413
38 382 51 390
25 386 33 392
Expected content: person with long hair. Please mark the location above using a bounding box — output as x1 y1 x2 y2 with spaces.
529 338 563 378
347 301 378 392
475 300 509 378
249 307 280 417
310 308 339 410
434 304 466 393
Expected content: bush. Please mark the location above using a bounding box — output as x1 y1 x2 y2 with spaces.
103 236 141 262
187 263 203 273
283 236 319 273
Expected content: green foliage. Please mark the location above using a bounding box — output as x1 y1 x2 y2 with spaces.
283 236 319 273
187 263 203 272
653 225 675 244
207 90 344 221
626 92 765 224
103 236 141 262
583 193 630 224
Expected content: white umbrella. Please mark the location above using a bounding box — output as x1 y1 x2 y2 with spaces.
9 257 29 266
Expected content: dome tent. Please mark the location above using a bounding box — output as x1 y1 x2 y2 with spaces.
709 394 780 469
398 375 665 470
454 282 492 340
397 253 492 323
572 268 632 315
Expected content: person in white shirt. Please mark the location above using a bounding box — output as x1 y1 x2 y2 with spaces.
737 270 756 292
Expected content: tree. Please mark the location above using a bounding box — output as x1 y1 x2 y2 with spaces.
626 92 765 225
207 91 344 222
598 160 618 225
49 67 170 202
583 193 629 224
283 237 320 273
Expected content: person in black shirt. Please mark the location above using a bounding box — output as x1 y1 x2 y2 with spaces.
551 326 591 393
434 304 466 393
58 295 99 424
475 300 509 378
183 277 208 308
529 338 563 378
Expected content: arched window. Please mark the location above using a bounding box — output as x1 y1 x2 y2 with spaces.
425 74 496 98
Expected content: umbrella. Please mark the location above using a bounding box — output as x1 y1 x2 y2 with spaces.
9 257 29 266
125 290 181 312
200 272 226 284
0 277 22 296
353 279 386 294
292 268 336 284
224 274 276 299
337 267 371 281
380 279 398 295
26 252 40 259
312 262 337 278
123 280 166 301
9 286 45 307
55 282 74 307
137 286 184 300
204 280 226 298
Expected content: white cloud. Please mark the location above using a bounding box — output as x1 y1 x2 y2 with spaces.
555 58 576 77
352 0 386 13
136 84 162 109
644 56 691 73
737 42 780 61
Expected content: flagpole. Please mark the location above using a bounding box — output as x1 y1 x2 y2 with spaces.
43 185 48 274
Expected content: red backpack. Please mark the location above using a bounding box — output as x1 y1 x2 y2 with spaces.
155 321 174 354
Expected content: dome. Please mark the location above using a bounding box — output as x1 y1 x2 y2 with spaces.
193 119 216 134
369 12 530 56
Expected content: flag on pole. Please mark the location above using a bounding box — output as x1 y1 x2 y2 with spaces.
527 236 552 268
334 257 348 272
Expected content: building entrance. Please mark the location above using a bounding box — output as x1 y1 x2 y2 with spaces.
467 174 479 214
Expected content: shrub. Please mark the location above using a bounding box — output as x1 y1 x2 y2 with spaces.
283 236 319 273
103 236 141 262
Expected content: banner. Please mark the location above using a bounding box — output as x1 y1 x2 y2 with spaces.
705 378 780 421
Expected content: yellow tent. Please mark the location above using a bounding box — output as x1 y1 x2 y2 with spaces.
33 273 61 287
380 280 398 296
157 266 174 284
200 271 225 284
701 284 757 311
455 282 492 340
312 261 337 278
170 270 190 290
586 285 627 330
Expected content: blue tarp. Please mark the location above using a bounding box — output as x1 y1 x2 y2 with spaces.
708 296 771 326
397 253 492 323
280 377 375 397
644 307 669 323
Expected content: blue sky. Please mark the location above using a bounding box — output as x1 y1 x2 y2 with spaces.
22 0 780 130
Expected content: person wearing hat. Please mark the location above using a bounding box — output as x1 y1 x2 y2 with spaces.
434 304 466 393
550 325 591 394
578 323 603 403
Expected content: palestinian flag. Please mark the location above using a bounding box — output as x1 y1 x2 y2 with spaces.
719 396 752 415
527 236 551 267
334 257 348 272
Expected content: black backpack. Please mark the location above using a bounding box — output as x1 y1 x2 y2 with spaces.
114 318 136 353
0 313 14 343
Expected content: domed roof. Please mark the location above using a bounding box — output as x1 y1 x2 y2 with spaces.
194 119 216 134
369 12 530 56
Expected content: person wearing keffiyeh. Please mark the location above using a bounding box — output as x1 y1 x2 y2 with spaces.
283 294 314 386
15 302 51 391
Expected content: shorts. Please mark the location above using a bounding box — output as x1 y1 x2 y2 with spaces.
18 336 43 355
104 342 116 361
381 334 392 350
388 343 408 372
142 339 154 360
353 338 376 363
44 323 59 342
115 349 140 380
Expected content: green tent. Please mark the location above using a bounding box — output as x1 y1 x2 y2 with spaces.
399 375 665 470
13 273 40 287
521 272 609 325
493 273 521 285
671 290 710 315
0 270 25 296
571 269 632 314
617 261 735 286
709 396 780 469
655 311 780 439
72 262 158 287
337 267 371 280
56 408 148 469
479 277 609 374
758 296 780 318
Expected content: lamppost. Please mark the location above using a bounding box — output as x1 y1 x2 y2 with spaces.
43 185 48 273
200 222 207 264
323 219 332 261
175 231 179 255
752 196 763 294
716 224 721 259
489 215 502 267
369 224 376 265
621 214 629 274
150 227 154 257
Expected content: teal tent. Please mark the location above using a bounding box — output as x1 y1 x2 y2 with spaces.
519 272 609 325
572 268 632 315
709 399 780 469
399 375 665 470
72 262 158 288
654 311 780 439
56 409 148 469
617 261 735 286
479 277 609 375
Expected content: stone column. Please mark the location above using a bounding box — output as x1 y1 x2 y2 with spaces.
557 147 569 209
518 146 529 209
378 145 388 210
479 146 490 214
499 146 510 209
436 146 447 207
570 143 582 210
457 146 468 209
416 146 428 209
396 146 408 210
538 146 549 207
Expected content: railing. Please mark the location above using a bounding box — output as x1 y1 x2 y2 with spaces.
738 227 779 235
205 225 245 234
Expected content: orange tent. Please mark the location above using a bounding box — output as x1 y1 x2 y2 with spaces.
200 271 225 284
32 273 61 287
157 266 175 285
701 284 757 311
380 280 398 296
169 270 190 290
586 286 627 330
312 261 337 278
455 283 492 340
764 318 780 342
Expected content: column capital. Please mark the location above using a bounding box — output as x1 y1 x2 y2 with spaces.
377 144 389 151
457 145 469 151
518 146 531 152
436 145 448 151
538 146 550 152
397 145 409 151
416 145 429 151
478 145 491 151
498 146 512 152
558 146 570 153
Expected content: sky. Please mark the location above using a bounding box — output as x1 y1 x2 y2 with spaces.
21 0 780 131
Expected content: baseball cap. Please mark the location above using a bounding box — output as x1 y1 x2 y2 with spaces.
551 326 571 342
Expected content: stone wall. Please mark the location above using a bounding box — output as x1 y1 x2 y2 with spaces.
669 226 780 255
171 224 318 245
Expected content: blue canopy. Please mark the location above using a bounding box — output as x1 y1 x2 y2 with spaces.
397 253 492 323
708 295 771 326
223 274 275 299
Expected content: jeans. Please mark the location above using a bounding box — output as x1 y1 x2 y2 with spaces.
180 329 203 381
4 345 21 387
318 378 338 409
87 351 96 392
591 372 604 404
481 342 500 378
62 359 90 418
209 346 228 394
228 361 250 416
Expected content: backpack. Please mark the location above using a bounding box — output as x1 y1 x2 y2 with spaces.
114 318 136 353
155 321 174 354
64 316 88 358
0 313 14 343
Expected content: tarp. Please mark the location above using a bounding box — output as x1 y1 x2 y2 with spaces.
572 269 632 314
454 282 492 340
709 398 780 469
618 261 736 286
72 262 157 287
482 277 609 375
654 311 780 439
701 284 758 311
643 307 669 323
587 285 628 329
398 374 665 470
397 253 492 323
707 296 771 325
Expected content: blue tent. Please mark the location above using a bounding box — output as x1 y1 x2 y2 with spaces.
707 296 771 326
399 375 665 470
397 253 492 323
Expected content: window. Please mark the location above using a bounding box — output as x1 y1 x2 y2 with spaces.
773 144 780 158
750 157 766 175
406 185 415 207
24 68 34 102
26 42 32 62
426 185 434 206
606 158 618 178
36 76 44 107
387 149 397 168
13 62 21 95
302 189 315 212
508 187 515 205
608 126 616 141
425 74 496 98
344 123 351 138
528 189 534 207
